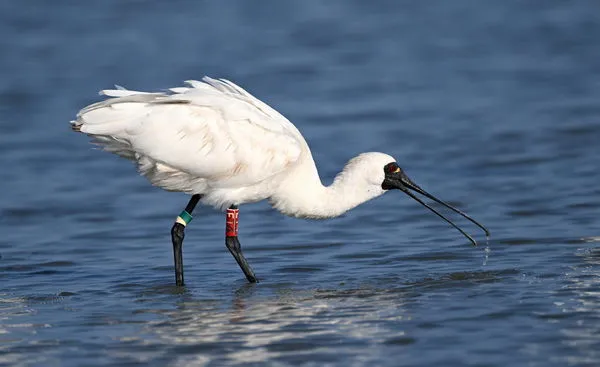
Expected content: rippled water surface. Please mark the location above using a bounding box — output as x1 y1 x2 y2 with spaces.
1 1 600 366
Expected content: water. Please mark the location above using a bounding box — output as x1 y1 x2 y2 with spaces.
1 1 599 366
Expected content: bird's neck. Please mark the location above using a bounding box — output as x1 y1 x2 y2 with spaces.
270 156 381 219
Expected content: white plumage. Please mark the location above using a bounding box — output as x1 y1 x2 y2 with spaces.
72 76 489 284
72 77 394 219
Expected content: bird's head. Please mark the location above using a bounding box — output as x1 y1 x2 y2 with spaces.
352 152 489 246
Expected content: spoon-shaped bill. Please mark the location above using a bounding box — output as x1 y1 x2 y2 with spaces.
402 188 479 246
401 177 490 238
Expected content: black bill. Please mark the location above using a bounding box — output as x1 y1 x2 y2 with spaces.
383 168 490 246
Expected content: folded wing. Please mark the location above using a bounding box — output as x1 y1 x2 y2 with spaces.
73 77 303 190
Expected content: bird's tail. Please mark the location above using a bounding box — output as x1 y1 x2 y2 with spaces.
71 87 164 132
71 87 166 159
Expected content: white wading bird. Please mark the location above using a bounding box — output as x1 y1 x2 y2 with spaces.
72 77 489 285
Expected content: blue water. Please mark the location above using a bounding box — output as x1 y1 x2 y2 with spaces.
1 1 600 366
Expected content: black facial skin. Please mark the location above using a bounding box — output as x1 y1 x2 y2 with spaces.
381 162 489 246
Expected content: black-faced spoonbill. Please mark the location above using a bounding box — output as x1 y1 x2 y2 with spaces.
72 77 489 285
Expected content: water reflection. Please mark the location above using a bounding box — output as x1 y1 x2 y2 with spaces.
0 294 51 341
0 295 50 366
553 246 600 365
128 269 515 365
138 284 411 365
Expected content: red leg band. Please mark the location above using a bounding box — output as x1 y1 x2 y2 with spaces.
226 208 239 237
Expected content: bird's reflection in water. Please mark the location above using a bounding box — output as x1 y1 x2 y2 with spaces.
229 283 257 323
140 283 411 365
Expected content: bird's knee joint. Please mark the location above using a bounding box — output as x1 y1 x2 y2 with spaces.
171 222 185 240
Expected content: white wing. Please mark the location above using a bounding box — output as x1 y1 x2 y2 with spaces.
72 77 303 191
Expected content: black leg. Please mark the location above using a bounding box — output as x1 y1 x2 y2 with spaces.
225 205 258 283
171 194 201 286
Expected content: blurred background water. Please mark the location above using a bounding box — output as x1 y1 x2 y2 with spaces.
1 1 599 366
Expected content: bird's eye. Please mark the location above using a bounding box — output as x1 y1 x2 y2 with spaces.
384 162 400 174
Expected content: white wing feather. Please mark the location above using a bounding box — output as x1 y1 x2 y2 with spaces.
73 77 303 194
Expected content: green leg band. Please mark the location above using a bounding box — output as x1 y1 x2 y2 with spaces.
176 210 193 226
